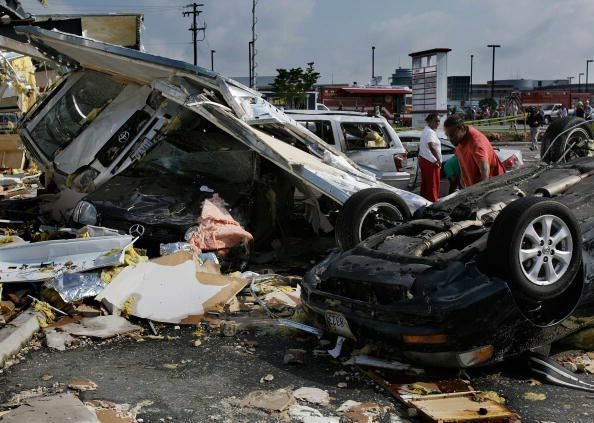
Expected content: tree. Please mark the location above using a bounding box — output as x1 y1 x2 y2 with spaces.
270 63 320 109
479 97 497 112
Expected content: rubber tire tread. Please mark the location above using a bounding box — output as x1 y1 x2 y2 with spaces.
487 197 582 302
541 117 593 163
335 188 411 251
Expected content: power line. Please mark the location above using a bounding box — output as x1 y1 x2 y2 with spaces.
182 3 206 66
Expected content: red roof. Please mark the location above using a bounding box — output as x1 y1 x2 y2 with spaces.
340 87 411 95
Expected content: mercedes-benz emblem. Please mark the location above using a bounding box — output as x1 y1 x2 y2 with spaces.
128 223 145 237
118 131 130 143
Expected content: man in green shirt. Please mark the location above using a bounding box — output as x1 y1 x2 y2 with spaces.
443 155 462 195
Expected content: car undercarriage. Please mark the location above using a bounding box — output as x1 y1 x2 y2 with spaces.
302 157 594 367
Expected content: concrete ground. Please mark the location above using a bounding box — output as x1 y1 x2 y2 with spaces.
1 323 593 423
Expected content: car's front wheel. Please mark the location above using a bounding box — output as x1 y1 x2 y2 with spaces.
335 188 411 251
487 197 582 302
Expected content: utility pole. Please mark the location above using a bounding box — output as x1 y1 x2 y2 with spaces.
248 42 253 86
250 0 258 89
567 76 574 107
211 49 215 71
579 72 584 92
182 3 206 66
487 44 501 100
470 54 474 107
587 59 593 94
371 46 375 83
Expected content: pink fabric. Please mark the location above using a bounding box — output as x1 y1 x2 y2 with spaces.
189 194 253 252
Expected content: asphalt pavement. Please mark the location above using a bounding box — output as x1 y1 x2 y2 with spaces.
1 324 594 422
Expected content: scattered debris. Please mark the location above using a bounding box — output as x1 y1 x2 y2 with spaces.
337 382 347 389
188 194 253 252
0 235 134 283
523 392 546 401
328 336 345 359
260 374 274 384
359 369 518 422
284 348 307 364
480 391 506 404
1 393 100 422
85 399 153 423
96 251 249 324
46 272 106 303
293 387 330 405
237 388 295 412
68 379 98 391
560 327 594 350
345 355 418 373
59 316 142 339
288 404 339 423
336 401 392 423
44 329 75 351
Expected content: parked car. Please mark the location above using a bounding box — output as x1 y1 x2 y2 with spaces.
301 119 594 369
397 129 523 194
288 111 410 188
0 26 429 262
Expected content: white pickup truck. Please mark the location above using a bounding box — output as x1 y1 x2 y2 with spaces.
542 104 574 124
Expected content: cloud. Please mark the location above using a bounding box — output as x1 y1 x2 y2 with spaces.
17 0 594 84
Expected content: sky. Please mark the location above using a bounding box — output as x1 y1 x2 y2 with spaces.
20 0 594 86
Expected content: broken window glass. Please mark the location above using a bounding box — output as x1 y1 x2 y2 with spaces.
133 110 256 184
341 122 389 150
29 71 124 158
299 121 336 146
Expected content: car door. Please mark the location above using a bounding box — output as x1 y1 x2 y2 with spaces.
299 119 341 153
341 120 409 187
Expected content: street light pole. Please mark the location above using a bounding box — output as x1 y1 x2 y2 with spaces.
567 76 574 107
211 49 215 72
587 59 593 93
470 54 474 107
487 44 501 100
579 72 584 92
371 46 375 83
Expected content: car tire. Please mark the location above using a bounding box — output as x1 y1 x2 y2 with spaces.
487 197 582 302
335 188 411 251
541 117 593 163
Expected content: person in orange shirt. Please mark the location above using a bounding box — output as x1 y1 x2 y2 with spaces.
443 115 505 187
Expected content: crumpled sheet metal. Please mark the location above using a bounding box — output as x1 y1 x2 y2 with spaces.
46 272 105 303
0 235 134 283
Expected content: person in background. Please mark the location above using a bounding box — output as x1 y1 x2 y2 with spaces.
443 114 505 187
585 100 592 119
418 113 442 201
443 155 462 195
575 101 585 118
558 104 568 118
509 102 519 131
526 106 543 151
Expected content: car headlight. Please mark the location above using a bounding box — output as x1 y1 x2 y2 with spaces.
72 201 98 226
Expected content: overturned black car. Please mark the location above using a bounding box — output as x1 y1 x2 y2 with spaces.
302 137 594 368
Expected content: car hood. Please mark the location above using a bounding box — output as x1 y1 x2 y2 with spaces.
3 26 428 209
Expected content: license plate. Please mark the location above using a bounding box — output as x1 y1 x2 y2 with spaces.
325 311 355 339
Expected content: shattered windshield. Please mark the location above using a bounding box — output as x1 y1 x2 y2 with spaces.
133 110 256 184
29 71 124 158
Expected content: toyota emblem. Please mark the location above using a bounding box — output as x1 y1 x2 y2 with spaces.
118 131 130 143
128 223 145 237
